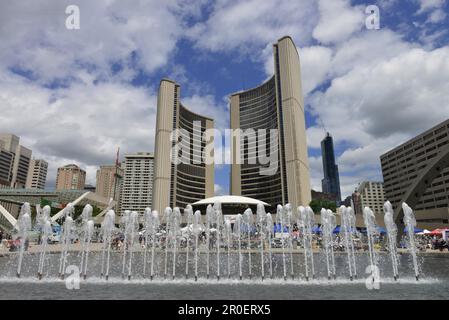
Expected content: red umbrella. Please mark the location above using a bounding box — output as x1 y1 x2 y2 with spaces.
428 228 447 236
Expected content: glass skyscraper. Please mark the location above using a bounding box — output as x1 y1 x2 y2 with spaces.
321 132 341 202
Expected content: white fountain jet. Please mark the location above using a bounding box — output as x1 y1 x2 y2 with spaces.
224 217 233 279
37 205 52 279
402 202 420 281
298 206 315 281
205 204 213 279
142 208 152 278
79 204 94 280
100 209 115 280
120 210 130 278
265 213 274 279
171 207 182 280
147 210 160 280
321 208 337 280
123 211 139 280
243 208 254 280
58 203 75 280
284 204 295 279
16 202 32 278
213 201 223 281
163 207 172 279
363 206 380 284
234 213 243 280
192 210 203 281
256 203 267 281
276 204 287 280
383 201 399 281
340 205 358 281
183 205 193 279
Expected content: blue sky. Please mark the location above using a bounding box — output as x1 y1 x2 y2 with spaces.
0 0 448 199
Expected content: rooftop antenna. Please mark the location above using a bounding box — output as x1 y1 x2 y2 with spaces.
241 68 247 91
317 114 328 135
113 146 121 211
115 147 120 167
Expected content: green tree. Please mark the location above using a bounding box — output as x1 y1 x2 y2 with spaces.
309 199 337 213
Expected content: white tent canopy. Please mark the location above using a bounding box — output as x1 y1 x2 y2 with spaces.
192 195 268 206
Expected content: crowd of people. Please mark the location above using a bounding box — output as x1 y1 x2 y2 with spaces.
1 225 448 253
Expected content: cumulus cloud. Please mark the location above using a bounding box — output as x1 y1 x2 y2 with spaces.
0 70 156 186
312 0 364 44
214 183 226 196
0 0 229 188
187 0 319 54
0 0 198 85
416 0 446 14
308 44 449 196
427 8 447 23
415 0 447 24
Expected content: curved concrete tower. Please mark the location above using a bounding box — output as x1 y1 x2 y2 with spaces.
230 36 311 210
152 79 214 214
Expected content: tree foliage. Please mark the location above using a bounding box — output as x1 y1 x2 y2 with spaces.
309 199 337 213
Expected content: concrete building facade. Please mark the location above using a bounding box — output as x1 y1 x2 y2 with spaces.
25 159 48 189
0 143 14 188
0 134 32 189
120 152 154 214
381 119 449 227
96 164 123 202
56 164 86 190
152 79 214 214
357 181 385 216
230 36 311 210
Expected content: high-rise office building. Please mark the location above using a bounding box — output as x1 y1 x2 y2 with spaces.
120 152 154 214
0 134 32 189
26 159 48 189
381 119 449 227
152 79 214 214
230 36 311 210
351 189 363 215
96 164 123 202
0 142 14 188
357 181 385 215
56 164 86 190
321 132 341 202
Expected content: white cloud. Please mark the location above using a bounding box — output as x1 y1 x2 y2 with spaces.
0 0 232 189
300 46 333 96
264 44 333 96
214 183 226 196
181 94 228 130
308 156 324 192
0 71 156 187
329 30 413 78
415 0 447 25
0 0 202 85
312 0 364 44
427 8 447 23
0 69 227 188
188 0 319 54
308 45 449 197
416 0 446 14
